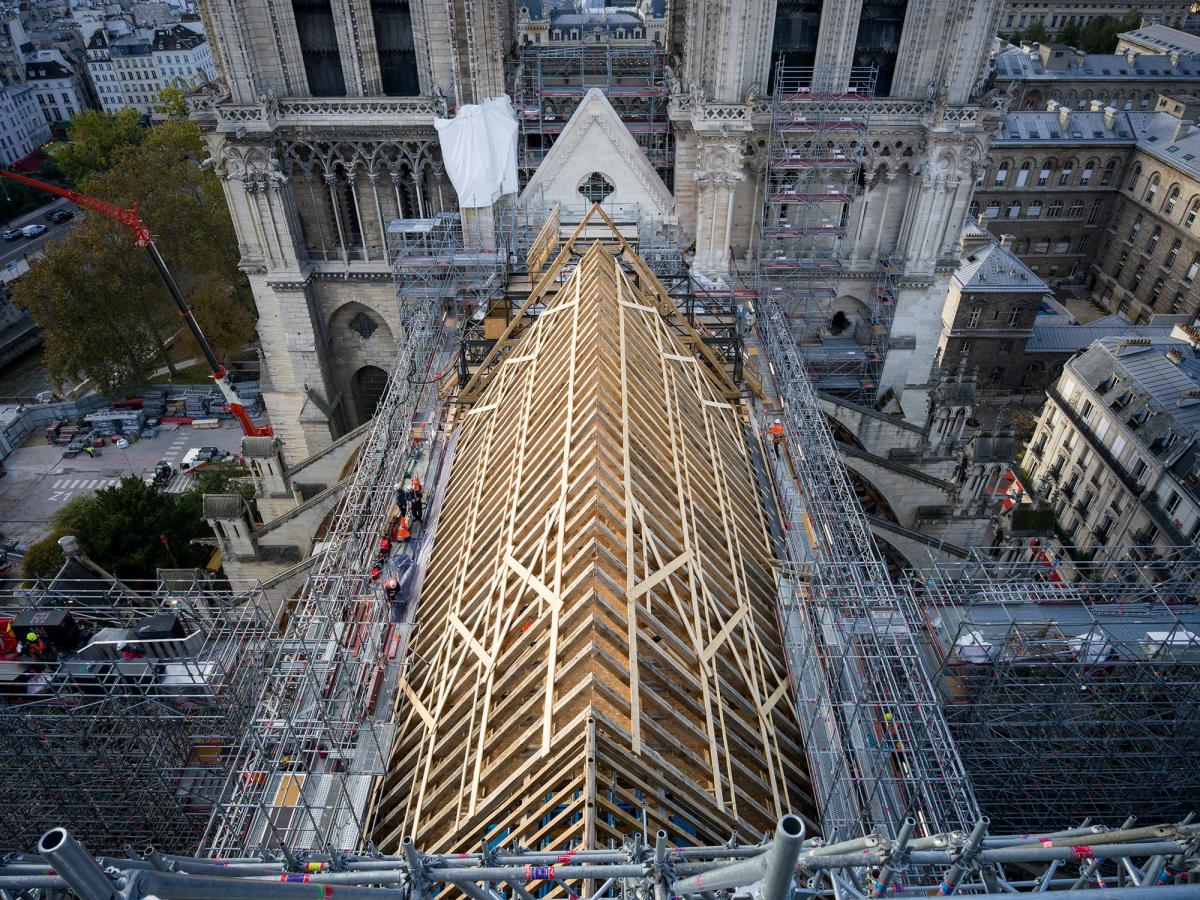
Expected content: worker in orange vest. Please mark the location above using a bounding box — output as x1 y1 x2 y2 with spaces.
394 516 411 543
767 418 785 459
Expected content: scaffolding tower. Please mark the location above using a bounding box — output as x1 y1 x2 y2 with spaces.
200 215 499 857
510 44 674 190
915 552 1200 832
756 286 978 841
0 578 273 854
758 65 877 402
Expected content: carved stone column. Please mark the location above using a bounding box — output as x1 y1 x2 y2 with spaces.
692 138 746 275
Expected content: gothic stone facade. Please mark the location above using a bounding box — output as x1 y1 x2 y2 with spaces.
195 0 1006 456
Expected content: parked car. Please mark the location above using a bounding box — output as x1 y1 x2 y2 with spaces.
21 224 47 238
3 227 22 240
48 210 75 224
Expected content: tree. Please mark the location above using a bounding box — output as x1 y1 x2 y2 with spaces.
51 108 144 183
1076 10 1141 52
1022 21 1051 44
22 477 215 582
1056 19 1082 48
154 85 189 119
11 118 255 395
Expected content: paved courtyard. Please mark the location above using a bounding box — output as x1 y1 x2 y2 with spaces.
0 418 250 550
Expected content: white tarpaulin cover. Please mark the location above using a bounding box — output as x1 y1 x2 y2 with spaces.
434 96 518 208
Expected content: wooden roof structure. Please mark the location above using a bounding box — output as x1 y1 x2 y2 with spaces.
370 223 813 857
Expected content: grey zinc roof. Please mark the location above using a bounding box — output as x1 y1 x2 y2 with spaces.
203 494 245 519
1070 337 1200 458
1026 321 1176 353
241 436 277 458
993 46 1200 80
991 109 1200 180
1119 24 1200 56
953 241 1047 292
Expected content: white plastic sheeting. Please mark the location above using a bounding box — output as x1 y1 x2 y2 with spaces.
434 96 518 209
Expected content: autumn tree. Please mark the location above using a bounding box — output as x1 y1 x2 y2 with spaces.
51 108 145 182
12 118 255 395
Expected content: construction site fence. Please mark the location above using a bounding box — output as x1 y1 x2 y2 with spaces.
7 816 1200 900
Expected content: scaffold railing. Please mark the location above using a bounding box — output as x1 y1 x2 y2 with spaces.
510 44 673 188
756 291 978 842
910 552 1200 832
199 220 476 857
0 578 275 855
10 815 1200 900
758 63 878 402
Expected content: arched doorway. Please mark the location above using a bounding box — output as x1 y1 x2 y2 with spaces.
351 365 389 423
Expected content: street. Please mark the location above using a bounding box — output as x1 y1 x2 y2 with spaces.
0 197 78 270
0 418 249 550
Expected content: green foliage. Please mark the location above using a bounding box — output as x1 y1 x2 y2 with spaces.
12 118 255 396
1056 19 1081 48
51 108 145 182
192 462 254 500
22 529 70 582
24 477 214 581
1075 10 1142 53
0 177 52 223
154 85 189 118
1022 21 1051 44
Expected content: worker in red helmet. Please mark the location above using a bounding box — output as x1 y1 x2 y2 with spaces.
383 576 401 604
369 564 382 581
378 536 392 560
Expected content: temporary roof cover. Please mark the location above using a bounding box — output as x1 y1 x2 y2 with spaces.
434 95 518 208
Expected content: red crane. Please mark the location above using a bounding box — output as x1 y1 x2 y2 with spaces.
0 168 271 437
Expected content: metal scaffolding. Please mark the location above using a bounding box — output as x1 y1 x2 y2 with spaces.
914 552 1200 832
0 578 273 854
199 215 499 857
757 64 878 402
510 44 674 190
9 815 1200 900
756 288 978 843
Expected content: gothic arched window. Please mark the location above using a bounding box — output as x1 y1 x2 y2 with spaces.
579 171 615 204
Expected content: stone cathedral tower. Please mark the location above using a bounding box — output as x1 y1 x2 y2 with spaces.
194 0 1006 454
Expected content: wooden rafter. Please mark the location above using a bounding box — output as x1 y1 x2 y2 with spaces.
371 238 814 862
459 203 741 406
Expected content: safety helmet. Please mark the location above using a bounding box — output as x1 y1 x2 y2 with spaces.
26 632 38 642
774 418 781 424
380 538 391 549
385 577 399 591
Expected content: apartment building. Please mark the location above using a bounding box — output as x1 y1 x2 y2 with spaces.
971 96 1200 321
0 81 52 166
23 48 86 123
151 23 213 88
1023 331 1200 561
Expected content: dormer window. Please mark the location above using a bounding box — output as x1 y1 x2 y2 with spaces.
1127 408 1151 430
1111 389 1134 410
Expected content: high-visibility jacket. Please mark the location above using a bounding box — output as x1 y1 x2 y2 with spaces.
768 423 785 441
395 516 411 541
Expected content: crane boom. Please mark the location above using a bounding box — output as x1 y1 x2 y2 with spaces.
1 168 271 438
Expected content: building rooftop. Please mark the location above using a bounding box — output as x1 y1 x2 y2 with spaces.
1118 23 1200 56
991 108 1200 180
954 240 1048 293
1026 315 1181 353
151 23 204 52
1069 334 1200 464
994 45 1200 80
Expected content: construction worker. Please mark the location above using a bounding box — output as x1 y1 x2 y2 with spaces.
394 482 407 517
369 564 383 581
395 515 411 543
378 536 392 561
383 576 401 604
768 418 785 459
406 480 423 524
116 641 145 660
84 445 95 458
